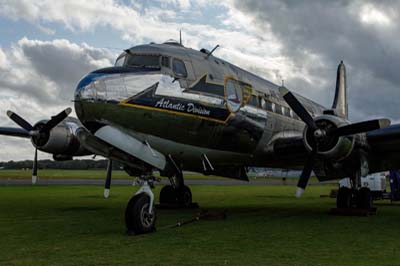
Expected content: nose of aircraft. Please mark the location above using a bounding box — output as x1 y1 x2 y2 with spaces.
75 72 104 101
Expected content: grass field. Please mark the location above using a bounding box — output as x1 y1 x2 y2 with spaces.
0 184 399 266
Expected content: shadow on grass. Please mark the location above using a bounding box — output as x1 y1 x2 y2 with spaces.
58 206 106 212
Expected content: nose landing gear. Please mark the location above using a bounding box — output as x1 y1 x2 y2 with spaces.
125 177 157 235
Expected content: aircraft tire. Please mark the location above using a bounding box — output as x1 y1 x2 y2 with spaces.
159 185 177 204
177 185 192 207
125 192 156 234
357 187 373 209
337 187 352 208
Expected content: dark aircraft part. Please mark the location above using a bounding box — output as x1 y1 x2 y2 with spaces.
104 160 112 198
52 154 73 161
227 113 264 140
33 121 81 155
332 61 348 119
6 110 34 132
7 108 75 153
125 193 156 235
279 87 390 196
159 185 192 207
32 147 38 185
6 108 75 184
303 115 355 160
0 127 30 138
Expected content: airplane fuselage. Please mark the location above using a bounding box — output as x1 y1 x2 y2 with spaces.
75 41 326 178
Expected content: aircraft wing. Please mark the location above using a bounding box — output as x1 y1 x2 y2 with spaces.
75 126 167 171
367 123 400 171
0 127 30 138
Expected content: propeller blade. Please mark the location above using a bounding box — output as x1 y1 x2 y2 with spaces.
104 160 112 198
6 111 34 132
331 119 390 137
296 150 316 198
279 87 317 131
41 108 72 133
32 147 38 185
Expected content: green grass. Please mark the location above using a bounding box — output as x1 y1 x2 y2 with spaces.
0 184 399 266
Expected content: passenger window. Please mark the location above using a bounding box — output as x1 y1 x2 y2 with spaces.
161 56 170 68
173 59 187 78
283 107 291 117
275 104 283 115
248 95 258 107
263 100 274 112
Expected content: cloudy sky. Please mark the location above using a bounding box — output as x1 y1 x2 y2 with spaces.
0 0 399 161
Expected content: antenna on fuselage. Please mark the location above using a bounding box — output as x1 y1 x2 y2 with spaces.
179 30 182 45
205 44 220 59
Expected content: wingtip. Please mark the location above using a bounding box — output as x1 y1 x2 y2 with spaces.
6 110 13 118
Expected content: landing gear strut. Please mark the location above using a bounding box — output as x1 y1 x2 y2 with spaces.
125 175 157 235
159 172 193 207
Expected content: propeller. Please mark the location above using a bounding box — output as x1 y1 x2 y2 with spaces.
279 87 390 197
6 108 72 184
32 147 38 185
104 160 113 198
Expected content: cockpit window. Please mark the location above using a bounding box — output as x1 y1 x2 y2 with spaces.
126 54 160 68
172 59 187 78
161 56 170 68
115 55 126 66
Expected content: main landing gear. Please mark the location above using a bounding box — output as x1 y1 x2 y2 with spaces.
336 174 373 209
159 172 193 207
125 175 157 235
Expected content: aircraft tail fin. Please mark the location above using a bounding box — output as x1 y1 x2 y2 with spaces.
332 61 348 119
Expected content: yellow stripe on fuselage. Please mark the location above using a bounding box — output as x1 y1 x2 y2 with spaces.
118 102 232 124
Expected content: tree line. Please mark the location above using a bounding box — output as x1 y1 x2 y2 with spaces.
0 159 124 170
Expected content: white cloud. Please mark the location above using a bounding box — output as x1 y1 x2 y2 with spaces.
359 4 392 27
0 37 115 160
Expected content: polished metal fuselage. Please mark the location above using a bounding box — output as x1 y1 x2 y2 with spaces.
74 43 325 173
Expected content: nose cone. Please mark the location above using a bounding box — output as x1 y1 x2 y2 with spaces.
74 72 104 122
75 73 104 101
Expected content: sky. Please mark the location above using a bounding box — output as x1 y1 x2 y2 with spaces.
0 0 399 161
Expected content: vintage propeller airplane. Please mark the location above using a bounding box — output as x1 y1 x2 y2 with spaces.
1 40 399 234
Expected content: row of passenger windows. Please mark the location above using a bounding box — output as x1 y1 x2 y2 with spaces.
115 53 188 78
247 95 302 120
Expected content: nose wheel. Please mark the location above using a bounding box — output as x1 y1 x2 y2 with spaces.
125 180 156 235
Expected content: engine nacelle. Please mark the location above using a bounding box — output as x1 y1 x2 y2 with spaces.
303 115 355 161
32 120 88 157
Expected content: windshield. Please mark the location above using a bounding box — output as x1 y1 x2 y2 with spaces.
115 54 126 66
125 54 160 68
